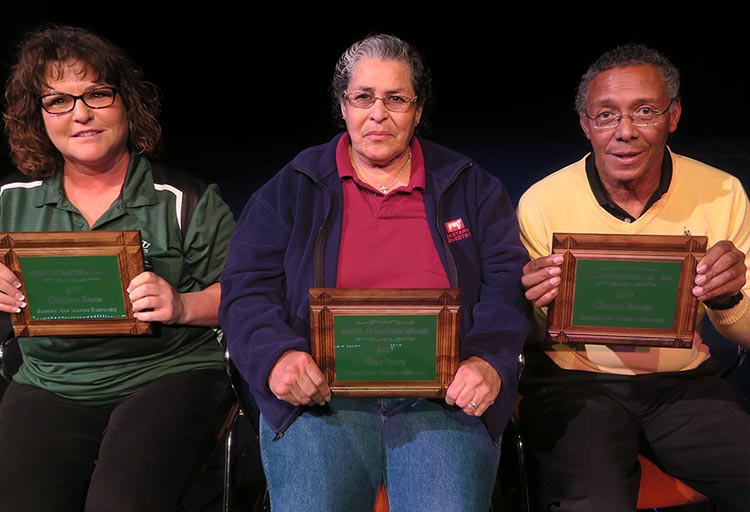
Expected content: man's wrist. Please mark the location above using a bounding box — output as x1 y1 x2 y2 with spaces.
704 291 744 310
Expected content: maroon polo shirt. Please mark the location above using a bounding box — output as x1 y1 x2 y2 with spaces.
335 134 449 288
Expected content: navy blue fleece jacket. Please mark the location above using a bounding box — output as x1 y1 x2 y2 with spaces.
219 133 532 441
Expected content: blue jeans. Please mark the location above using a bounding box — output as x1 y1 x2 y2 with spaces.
260 397 501 512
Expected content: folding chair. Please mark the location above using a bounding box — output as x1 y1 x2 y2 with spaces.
220 340 269 512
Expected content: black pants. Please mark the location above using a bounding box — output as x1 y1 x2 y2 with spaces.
0 369 234 512
519 353 750 512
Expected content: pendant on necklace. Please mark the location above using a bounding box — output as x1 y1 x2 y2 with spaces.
351 149 412 196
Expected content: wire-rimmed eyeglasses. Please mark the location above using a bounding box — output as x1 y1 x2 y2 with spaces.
344 91 418 113
585 99 674 130
39 86 118 114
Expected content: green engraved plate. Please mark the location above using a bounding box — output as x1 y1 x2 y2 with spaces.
20 255 127 320
334 314 436 381
572 259 680 329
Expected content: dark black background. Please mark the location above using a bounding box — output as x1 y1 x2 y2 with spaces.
2 8 749 210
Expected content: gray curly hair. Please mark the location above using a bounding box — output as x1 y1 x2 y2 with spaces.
330 33 432 132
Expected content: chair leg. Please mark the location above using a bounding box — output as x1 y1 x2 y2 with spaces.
514 417 531 512
492 414 531 512
223 408 238 512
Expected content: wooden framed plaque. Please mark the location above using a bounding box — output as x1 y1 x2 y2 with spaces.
0 231 152 337
547 233 707 348
309 288 461 397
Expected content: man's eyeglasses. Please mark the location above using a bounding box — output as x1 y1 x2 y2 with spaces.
39 87 118 114
585 99 673 130
344 91 418 113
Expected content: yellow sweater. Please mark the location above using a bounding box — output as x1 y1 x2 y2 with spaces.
517 149 750 374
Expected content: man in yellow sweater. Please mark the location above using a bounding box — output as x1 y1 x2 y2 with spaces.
516 43 750 512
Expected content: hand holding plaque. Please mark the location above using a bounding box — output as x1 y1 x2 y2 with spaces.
0 231 152 337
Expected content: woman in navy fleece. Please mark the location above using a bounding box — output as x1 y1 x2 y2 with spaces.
219 33 531 512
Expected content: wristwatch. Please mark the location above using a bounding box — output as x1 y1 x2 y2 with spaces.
704 291 744 310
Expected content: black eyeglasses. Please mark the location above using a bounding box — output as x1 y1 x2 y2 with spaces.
39 87 118 114
584 99 674 130
344 91 418 113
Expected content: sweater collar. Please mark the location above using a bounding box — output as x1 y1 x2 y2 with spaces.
586 148 673 222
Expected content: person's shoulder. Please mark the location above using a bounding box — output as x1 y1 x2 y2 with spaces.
0 169 44 191
145 158 208 190
0 170 43 186
140 157 223 211
520 155 587 198
418 137 472 165
671 151 739 180
289 133 342 171
415 137 477 189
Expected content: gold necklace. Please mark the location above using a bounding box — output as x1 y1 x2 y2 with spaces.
351 150 412 195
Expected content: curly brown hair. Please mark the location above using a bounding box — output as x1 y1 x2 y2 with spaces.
3 23 162 178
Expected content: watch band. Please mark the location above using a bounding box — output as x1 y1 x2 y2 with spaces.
704 291 744 311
